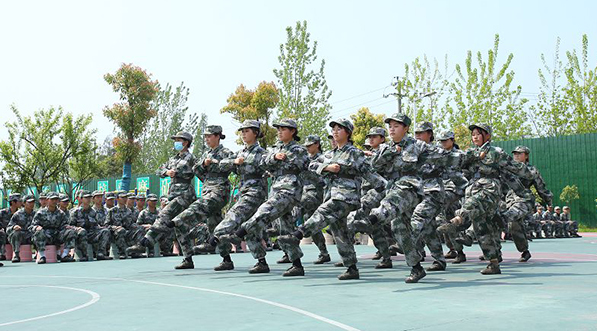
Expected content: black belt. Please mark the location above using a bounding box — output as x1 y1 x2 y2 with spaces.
278 169 300 176
401 171 417 177
172 178 192 184
334 173 356 180
241 174 263 181
422 173 442 179
473 172 500 179
204 172 229 179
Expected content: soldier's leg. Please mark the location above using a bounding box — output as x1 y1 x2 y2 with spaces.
73 228 89 258
213 194 263 258
113 227 128 256
277 212 304 262
412 193 446 266
504 203 530 253
95 228 111 258
32 229 48 254
327 209 357 268
145 196 192 244
174 197 223 259
8 229 23 255
0 229 6 256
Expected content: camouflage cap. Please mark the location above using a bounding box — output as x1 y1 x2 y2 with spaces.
238 120 261 131
273 118 298 129
147 193 159 201
204 125 226 139
8 193 21 202
303 135 321 147
136 194 147 200
413 121 434 133
92 190 105 197
468 123 492 135
329 118 354 133
59 193 70 202
563 206 570 210
79 190 92 198
105 192 116 200
512 145 530 154
23 194 36 202
126 192 137 199
555 206 561 210
366 127 387 138
384 113 412 127
171 131 193 144
47 192 60 200
39 192 48 199
116 191 129 199
437 130 455 141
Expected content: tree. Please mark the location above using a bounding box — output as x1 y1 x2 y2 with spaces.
0 105 99 195
530 37 573 136
193 113 208 156
135 82 200 174
563 34 597 134
350 107 385 149
96 136 122 178
446 34 529 141
274 20 332 144
221 82 279 148
103 63 159 191
560 184 580 205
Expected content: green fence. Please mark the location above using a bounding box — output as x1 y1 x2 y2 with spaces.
494 133 597 227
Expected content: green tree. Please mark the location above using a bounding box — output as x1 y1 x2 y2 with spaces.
103 63 159 191
193 113 209 156
350 107 385 149
135 82 200 174
96 136 122 178
0 105 98 195
564 34 597 134
221 82 279 148
560 184 580 205
274 20 332 143
446 34 529 141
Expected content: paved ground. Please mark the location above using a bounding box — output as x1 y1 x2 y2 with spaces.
1 234 597 331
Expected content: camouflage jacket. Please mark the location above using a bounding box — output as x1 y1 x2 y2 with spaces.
105 205 135 229
262 140 309 197
194 144 234 200
92 205 109 226
69 206 100 230
130 207 141 223
542 211 555 221
361 145 385 193
302 152 326 194
372 136 446 195
311 143 386 207
219 143 267 198
158 150 197 201
441 147 469 196
30 207 68 232
137 208 159 225
7 208 35 232
561 212 570 222
552 213 562 222
0 208 16 229
418 141 447 194
531 211 543 222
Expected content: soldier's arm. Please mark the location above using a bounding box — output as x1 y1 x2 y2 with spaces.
29 211 43 231
533 171 553 206
218 150 239 173
6 213 19 232
499 153 533 180
287 145 309 172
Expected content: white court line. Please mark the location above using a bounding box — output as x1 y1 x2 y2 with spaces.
0 275 361 331
0 285 100 327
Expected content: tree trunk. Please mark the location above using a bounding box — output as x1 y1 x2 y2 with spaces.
120 162 132 191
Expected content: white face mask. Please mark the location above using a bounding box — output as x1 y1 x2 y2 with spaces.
174 141 184 151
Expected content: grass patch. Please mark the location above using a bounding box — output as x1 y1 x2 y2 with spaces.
579 224 597 232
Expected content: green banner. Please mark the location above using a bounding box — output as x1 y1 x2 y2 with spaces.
97 180 109 192
159 177 171 197
137 177 150 193
115 179 123 191
27 186 38 197
57 184 67 194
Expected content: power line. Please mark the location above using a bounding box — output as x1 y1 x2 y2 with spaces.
330 85 390 106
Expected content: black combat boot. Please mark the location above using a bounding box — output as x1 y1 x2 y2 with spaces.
277 254 291 264
313 253 331 264
405 263 426 283
174 257 194 270
426 260 447 271
375 258 393 269
452 251 466 264
480 259 501 275
519 250 531 262
371 251 383 260
444 249 458 259
249 259 270 274
338 265 359 280
283 259 305 277
214 256 234 271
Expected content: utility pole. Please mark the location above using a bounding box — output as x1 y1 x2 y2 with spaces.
383 76 405 114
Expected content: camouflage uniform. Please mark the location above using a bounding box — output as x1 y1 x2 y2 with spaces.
92 192 109 226
106 195 145 257
552 209 565 237
7 195 35 258
143 132 197 246
69 191 111 259
172 132 234 260
0 194 21 258
213 123 268 259
531 208 544 237
30 193 76 254
137 194 173 253
239 119 310 263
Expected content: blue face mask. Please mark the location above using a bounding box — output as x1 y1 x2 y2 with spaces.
174 141 184 151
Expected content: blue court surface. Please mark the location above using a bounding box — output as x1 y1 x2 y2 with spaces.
1 234 597 331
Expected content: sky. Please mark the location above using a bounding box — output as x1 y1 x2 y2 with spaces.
1 0 596 151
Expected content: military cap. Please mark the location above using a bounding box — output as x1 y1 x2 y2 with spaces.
563 206 570 210
92 190 105 197
105 192 116 200
23 194 36 202
329 118 354 133
202 125 225 139
554 206 561 210
273 118 298 129
437 130 455 141
171 131 194 144
8 193 21 202
59 193 70 202
384 113 412 126
136 194 147 200
47 192 60 200
79 190 92 198
468 123 492 135
126 192 137 199
413 121 434 133
147 193 159 201
116 191 129 199
366 127 387 138
39 192 48 199
303 135 321 147
238 120 261 131
512 145 531 154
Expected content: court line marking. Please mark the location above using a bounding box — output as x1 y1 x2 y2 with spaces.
0 275 361 331
0 285 100 327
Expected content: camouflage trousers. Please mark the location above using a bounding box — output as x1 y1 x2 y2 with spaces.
72 227 111 258
284 199 357 266
214 192 266 258
412 190 446 264
347 189 391 260
298 189 328 255
438 190 465 252
7 229 32 253
566 220 579 234
371 184 422 267
456 182 502 260
171 191 228 259
503 200 533 252
111 225 145 256
241 190 300 260
0 229 6 255
145 195 194 244
32 228 76 252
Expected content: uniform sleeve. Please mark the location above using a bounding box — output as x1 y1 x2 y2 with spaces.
219 150 239 173
7 213 18 231
533 170 553 206
30 211 43 231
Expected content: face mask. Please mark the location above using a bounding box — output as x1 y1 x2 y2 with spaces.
174 141 184 151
